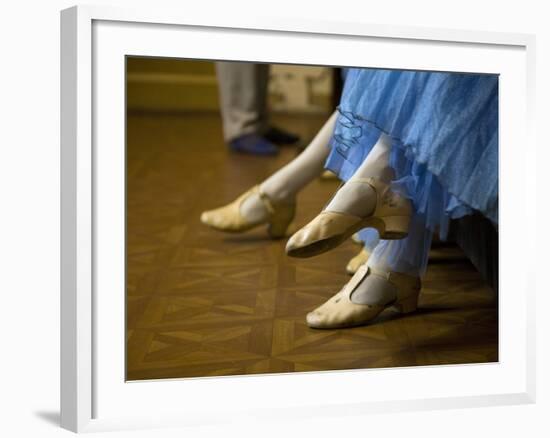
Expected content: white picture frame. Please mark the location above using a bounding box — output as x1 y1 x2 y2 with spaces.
60 4 537 433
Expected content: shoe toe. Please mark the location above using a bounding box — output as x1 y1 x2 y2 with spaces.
201 208 226 228
345 261 357 275
306 310 325 328
285 223 321 252
200 210 213 225
285 230 304 253
286 212 356 257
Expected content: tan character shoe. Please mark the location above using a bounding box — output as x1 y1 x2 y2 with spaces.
346 248 371 275
306 264 421 329
286 177 412 258
200 185 295 238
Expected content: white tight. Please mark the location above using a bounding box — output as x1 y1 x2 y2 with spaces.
240 111 338 221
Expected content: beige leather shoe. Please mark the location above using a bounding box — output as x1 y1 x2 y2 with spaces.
200 185 295 238
306 264 421 329
286 177 412 258
346 248 371 275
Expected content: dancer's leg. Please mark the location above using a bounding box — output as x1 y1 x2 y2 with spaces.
239 111 337 222
261 111 338 201
201 111 338 234
285 131 411 258
323 132 393 218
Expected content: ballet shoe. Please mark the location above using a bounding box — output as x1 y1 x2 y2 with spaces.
286 177 412 258
346 248 371 275
200 186 295 238
306 265 421 329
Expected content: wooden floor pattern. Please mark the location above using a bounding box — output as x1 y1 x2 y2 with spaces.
126 112 498 381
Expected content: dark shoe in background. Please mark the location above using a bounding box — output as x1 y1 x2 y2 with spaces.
229 133 279 156
264 126 300 145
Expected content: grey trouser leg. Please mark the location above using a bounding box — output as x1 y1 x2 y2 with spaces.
215 62 269 142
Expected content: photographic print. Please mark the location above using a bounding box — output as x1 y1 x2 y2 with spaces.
125 58 498 381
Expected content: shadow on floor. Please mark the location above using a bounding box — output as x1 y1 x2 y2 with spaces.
34 411 60 427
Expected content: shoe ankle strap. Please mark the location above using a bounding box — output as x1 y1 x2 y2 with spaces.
342 264 370 298
365 265 420 289
343 264 420 300
348 177 377 186
257 189 276 215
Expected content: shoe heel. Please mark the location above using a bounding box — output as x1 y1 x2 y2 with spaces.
381 215 410 239
267 220 292 239
267 205 295 239
394 293 419 314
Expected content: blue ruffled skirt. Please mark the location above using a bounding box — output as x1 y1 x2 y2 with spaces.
325 68 499 241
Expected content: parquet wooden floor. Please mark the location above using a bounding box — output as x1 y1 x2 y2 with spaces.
126 112 498 381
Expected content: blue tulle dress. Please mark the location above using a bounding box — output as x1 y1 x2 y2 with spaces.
325 68 498 275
